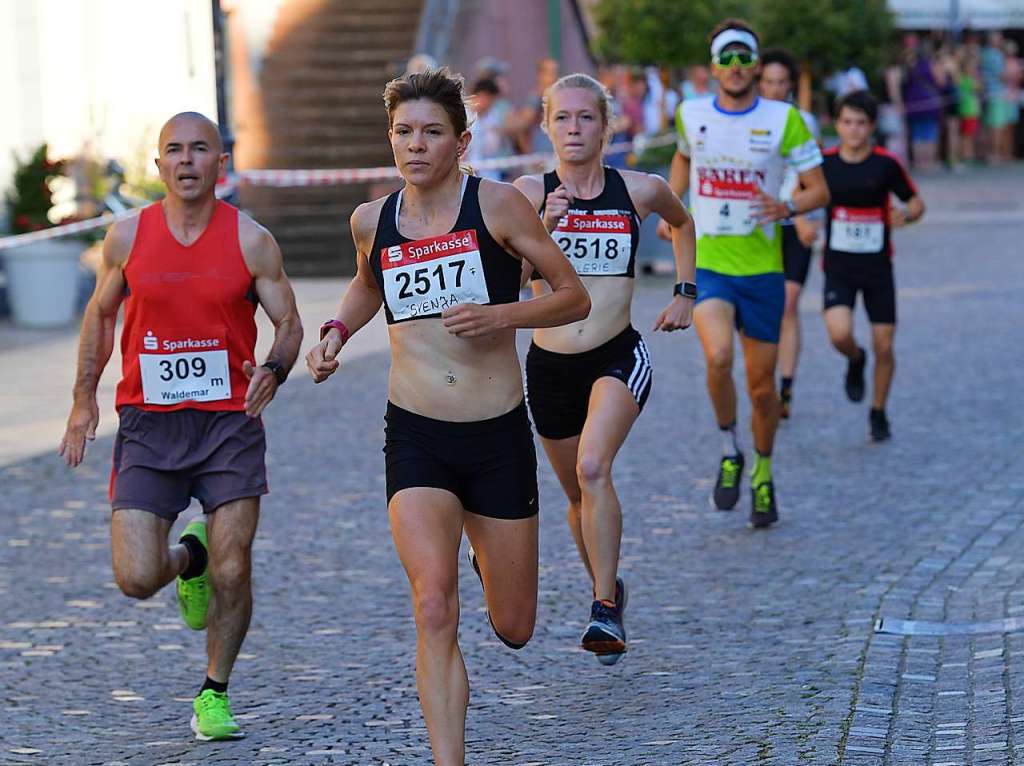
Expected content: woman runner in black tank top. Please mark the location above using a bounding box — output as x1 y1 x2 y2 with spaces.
304 68 589 766
370 174 521 324
513 73 696 665
533 166 642 278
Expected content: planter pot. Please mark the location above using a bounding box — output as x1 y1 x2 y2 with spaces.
1 239 84 327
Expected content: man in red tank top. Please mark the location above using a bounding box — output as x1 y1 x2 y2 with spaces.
59 112 303 741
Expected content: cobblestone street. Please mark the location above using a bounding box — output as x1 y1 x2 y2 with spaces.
2 167 1023 765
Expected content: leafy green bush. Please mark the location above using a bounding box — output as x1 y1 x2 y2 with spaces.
5 144 64 234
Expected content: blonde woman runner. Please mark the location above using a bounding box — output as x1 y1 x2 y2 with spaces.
514 73 696 665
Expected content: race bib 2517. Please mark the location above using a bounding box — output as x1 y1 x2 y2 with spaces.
381 229 491 321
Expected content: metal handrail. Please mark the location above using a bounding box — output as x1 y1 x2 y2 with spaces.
413 0 461 63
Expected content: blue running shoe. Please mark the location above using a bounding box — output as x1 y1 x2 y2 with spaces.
581 584 626 658
595 577 628 666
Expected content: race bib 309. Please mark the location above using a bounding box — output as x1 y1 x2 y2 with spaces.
138 329 231 405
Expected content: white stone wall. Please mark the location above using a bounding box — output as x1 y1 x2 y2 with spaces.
0 0 218 229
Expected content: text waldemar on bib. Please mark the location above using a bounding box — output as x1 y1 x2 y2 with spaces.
139 330 232 404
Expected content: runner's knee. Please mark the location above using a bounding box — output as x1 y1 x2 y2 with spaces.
706 346 733 374
873 337 894 361
783 293 800 318
489 611 535 648
209 552 251 594
114 567 164 600
576 451 612 489
748 379 778 414
828 328 854 350
412 583 459 637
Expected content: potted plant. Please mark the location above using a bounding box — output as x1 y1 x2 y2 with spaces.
2 144 86 327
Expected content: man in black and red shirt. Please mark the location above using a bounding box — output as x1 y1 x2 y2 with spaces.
822 90 925 441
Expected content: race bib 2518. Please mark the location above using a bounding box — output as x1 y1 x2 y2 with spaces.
552 214 632 276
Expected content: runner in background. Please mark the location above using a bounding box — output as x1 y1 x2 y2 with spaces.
759 48 823 419
515 73 695 665
660 19 829 528
821 90 925 442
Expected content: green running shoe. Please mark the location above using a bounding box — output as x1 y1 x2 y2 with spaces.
749 481 779 529
712 453 745 510
191 689 244 741
176 518 209 631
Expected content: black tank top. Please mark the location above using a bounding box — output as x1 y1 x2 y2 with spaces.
370 174 521 324
533 166 641 280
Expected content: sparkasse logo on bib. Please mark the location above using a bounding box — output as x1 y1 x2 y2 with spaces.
143 330 159 351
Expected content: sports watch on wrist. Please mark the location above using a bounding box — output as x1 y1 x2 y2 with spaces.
261 360 287 386
320 318 350 344
785 199 798 217
673 281 698 299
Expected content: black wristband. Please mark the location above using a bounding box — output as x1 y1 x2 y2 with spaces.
261 360 287 386
673 281 697 299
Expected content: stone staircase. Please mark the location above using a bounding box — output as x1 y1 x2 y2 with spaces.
240 0 422 276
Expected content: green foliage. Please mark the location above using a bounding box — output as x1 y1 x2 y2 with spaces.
754 0 894 81
5 144 64 234
593 0 753 66
632 140 676 170
593 0 895 80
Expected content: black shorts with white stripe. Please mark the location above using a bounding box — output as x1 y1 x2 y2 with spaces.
525 325 652 440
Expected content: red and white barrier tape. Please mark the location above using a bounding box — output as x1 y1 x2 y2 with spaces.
238 136 674 187
0 135 676 250
0 211 129 251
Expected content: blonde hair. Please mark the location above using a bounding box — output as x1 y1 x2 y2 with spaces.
541 73 614 145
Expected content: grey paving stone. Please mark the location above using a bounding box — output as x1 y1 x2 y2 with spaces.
2 168 1024 764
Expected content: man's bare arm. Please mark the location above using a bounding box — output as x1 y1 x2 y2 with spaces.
240 216 303 416
60 217 136 466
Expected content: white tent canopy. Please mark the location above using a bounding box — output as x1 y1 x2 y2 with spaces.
890 0 1024 29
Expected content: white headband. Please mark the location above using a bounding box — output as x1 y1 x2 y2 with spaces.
711 29 759 58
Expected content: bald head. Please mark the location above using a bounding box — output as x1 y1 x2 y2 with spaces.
158 112 223 155
155 112 226 203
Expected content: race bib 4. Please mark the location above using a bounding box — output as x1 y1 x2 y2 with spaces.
830 206 885 254
552 214 632 276
381 229 491 321
694 170 760 236
139 330 231 405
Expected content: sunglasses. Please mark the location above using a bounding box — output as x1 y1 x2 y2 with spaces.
713 51 758 68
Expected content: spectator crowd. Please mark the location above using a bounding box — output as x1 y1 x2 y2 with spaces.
408 30 1023 176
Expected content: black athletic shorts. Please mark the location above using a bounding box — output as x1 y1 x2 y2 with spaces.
525 324 652 440
383 400 539 520
823 257 897 324
110 406 268 520
782 225 813 285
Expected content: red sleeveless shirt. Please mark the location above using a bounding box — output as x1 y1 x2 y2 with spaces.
115 201 257 412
